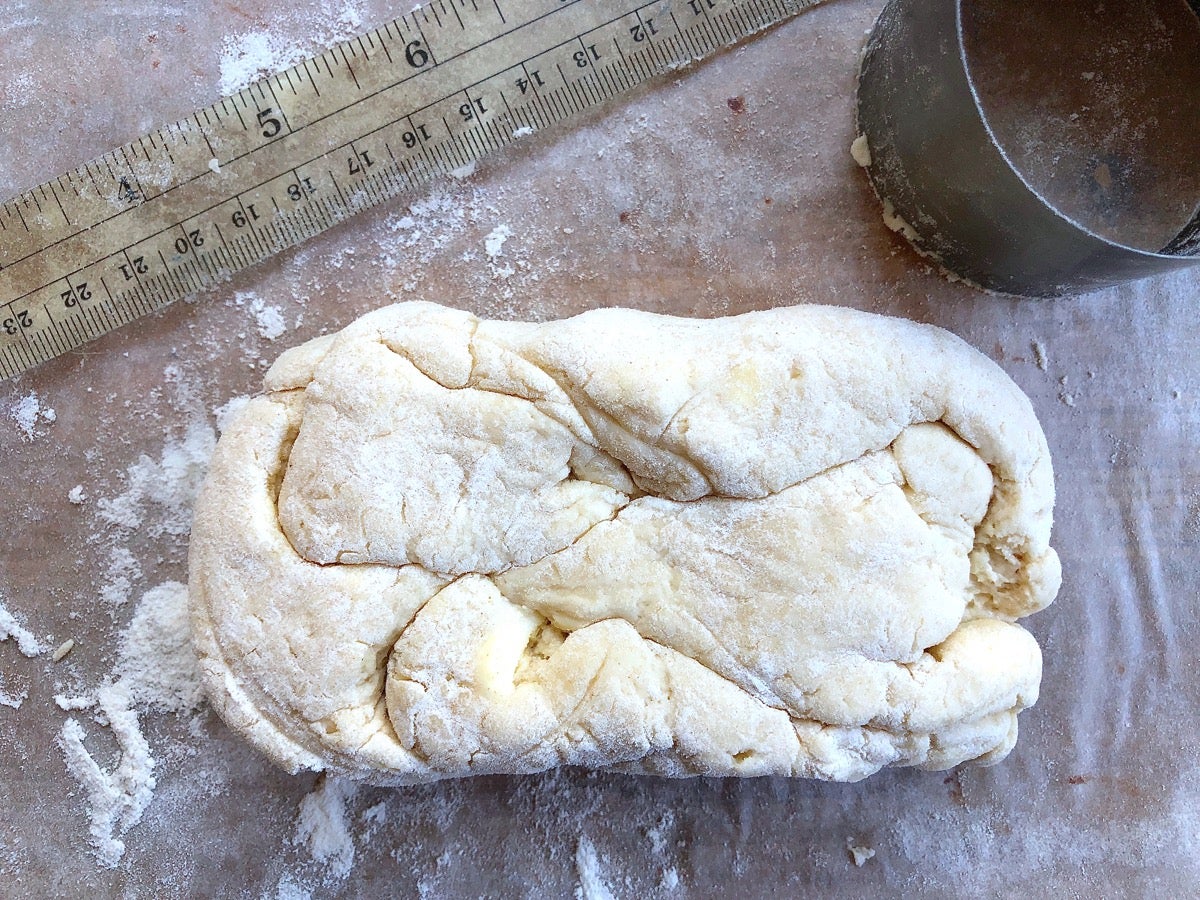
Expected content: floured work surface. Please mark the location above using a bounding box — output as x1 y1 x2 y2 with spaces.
1 1 1197 897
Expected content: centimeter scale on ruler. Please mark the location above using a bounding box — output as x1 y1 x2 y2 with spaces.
0 0 822 381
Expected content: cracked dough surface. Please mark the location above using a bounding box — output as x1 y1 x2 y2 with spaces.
189 301 1060 784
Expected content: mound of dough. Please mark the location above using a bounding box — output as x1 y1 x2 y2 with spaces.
189 302 1060 784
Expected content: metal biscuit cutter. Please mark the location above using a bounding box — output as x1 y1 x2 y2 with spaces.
856 0 1200 297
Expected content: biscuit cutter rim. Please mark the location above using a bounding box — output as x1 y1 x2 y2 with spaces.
856 0 1200 298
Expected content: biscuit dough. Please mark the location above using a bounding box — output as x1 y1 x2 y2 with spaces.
189 302 1060 784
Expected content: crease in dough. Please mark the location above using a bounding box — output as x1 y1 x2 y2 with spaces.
189 301 1060 784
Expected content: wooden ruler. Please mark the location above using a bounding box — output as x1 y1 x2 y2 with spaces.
0 0 823 380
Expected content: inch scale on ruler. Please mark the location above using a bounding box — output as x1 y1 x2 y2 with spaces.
0 0 823 381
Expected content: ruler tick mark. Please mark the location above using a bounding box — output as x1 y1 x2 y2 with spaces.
0 0 831 380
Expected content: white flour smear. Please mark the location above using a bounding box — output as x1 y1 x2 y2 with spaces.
57 388 218 868
217 3 368 95
0 600 44 711
96 420 216 536
0 600 48 658
292 776 361 881
59 687 156 868
99 547 143 608
59 582 204 868
576 835 617 900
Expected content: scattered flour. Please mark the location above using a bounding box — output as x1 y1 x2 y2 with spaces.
485 223 513 259
293 776 361 881
217 3 367 95
96 420 216 535
59 688 156 868
232 291 289 341
10 392 55 441
58 582 203 868
275 875 315 900
114 582 204 714
0 684 26 710
1058 375 1078 408
47 375 229 869
575 835 616 900
68 485 87 505
56 695 95 712
99 547 143 608
485 223 516 279
0 600 47 657
360 801 388 835
645 810 681 889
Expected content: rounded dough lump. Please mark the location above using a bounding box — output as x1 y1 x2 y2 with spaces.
188 302 1061 784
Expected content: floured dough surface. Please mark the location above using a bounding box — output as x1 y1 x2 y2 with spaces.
189 302 1060 784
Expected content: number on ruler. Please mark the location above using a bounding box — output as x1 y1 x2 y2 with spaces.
401 123 431 149
175 229 204 254
630 19 659 42
287 177 316 201
573 45 601 68
118 176 141 205
119 256 149 281
61 282 92 307
231 205 260 229
3 310 32 336
459 98 488 121
516 70 545 95
257 108 283 139
348 149 375 175
405 40 430 68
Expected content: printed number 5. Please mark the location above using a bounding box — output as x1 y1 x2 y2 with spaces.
258 108 283 139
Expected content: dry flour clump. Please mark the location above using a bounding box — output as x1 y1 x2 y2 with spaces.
9 392 55 441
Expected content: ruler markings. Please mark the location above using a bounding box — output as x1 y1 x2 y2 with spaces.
0 0 824 378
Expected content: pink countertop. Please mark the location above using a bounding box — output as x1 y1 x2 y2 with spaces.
1 1 1197 896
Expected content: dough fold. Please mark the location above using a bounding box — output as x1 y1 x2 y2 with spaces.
189 302 1060 784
